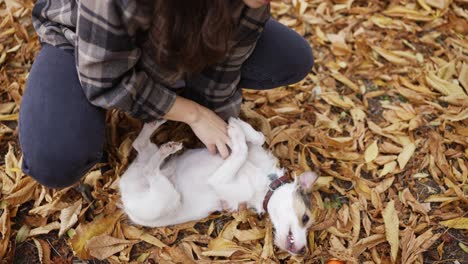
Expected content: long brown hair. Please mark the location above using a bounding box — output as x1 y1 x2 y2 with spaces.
148 0 241 82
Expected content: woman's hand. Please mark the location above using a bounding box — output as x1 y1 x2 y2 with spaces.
188 105 231 159
163 96 231 159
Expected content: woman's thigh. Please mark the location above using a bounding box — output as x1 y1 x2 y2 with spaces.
239 19 314 90
19 44 106 188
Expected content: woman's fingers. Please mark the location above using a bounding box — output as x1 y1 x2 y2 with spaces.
216 141 230 160
207 144 217 155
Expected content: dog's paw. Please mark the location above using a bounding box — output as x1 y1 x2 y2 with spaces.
232 118 265 146
147 119 166 127
247 130 265 146
227 121 246 153
159 141 183 157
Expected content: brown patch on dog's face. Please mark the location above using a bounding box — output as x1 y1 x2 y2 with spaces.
292 189 314 228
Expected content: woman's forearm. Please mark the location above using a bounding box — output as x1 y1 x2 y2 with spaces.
163 96 201 124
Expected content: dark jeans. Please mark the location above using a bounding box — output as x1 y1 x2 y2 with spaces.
19 19 314 188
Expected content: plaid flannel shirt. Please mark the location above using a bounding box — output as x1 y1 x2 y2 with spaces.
32 0 270 121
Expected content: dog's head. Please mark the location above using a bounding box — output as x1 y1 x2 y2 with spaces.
267 171 318 255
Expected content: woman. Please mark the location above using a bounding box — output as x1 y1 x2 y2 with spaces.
19 0 314 188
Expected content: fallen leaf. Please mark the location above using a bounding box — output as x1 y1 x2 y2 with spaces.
32 238 51 264
122 224 167 248
379 161 397 177
382 200 399 262
364 140 379 163
440 217 468 230
202 237 246 257
28 222 60 237
70 211 123 259
397 143 416 169
87 234 133 260
59 199 82 237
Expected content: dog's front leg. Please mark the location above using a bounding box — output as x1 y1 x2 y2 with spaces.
207 119 248 186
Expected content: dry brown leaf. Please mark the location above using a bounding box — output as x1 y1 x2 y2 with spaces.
382 200 399 262
202 237 246 257
364 140 379 163
331 71 360 93
352 234 386 257
379 161 398 177
321 93 355 109
70 211 122 259
28 221 60 237
32 238 51 264
58 199 82 237
426 72 467 96
397 142 416 170
372 46 410 65
87 234 133 260
401 228 441 263
0 207 11 258
233 227 265 242
122 224 167 248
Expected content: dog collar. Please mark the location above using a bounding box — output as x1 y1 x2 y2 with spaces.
263 174 292 212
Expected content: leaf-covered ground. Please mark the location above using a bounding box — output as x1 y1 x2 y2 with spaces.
1 0 467 263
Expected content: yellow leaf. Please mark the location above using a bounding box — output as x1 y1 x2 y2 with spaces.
379 161 398 177
459 243 468 253
384 6 434 21
0 113 18 121
331 71 360 93
417 0 432 11
440 217 468 230
382 200 399 262
398 143 416 170
372 46 410 65
365 141 379 163
321 93 355 110
426 72 467 96
70 211 122 259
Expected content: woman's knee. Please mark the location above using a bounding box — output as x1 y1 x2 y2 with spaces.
240 19 314 89
18 43 106 188
21 145 102 188
283 37 314 84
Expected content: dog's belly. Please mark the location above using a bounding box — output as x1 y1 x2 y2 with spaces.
158 149 226 223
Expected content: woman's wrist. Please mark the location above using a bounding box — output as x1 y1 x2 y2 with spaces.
163 96 201 125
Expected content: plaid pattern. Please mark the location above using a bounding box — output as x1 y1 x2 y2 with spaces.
32 0 270 121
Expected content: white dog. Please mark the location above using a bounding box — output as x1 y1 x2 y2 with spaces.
119 118 318 254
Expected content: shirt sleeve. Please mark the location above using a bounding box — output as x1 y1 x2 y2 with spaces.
76 0 176 122
185 5 271 120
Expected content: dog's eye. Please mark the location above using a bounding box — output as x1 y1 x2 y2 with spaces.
302 214 309 225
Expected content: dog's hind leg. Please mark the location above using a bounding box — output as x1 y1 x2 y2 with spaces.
133 119 166 153
207 119 248 186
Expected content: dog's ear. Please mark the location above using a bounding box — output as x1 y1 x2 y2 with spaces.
296 171 318 194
